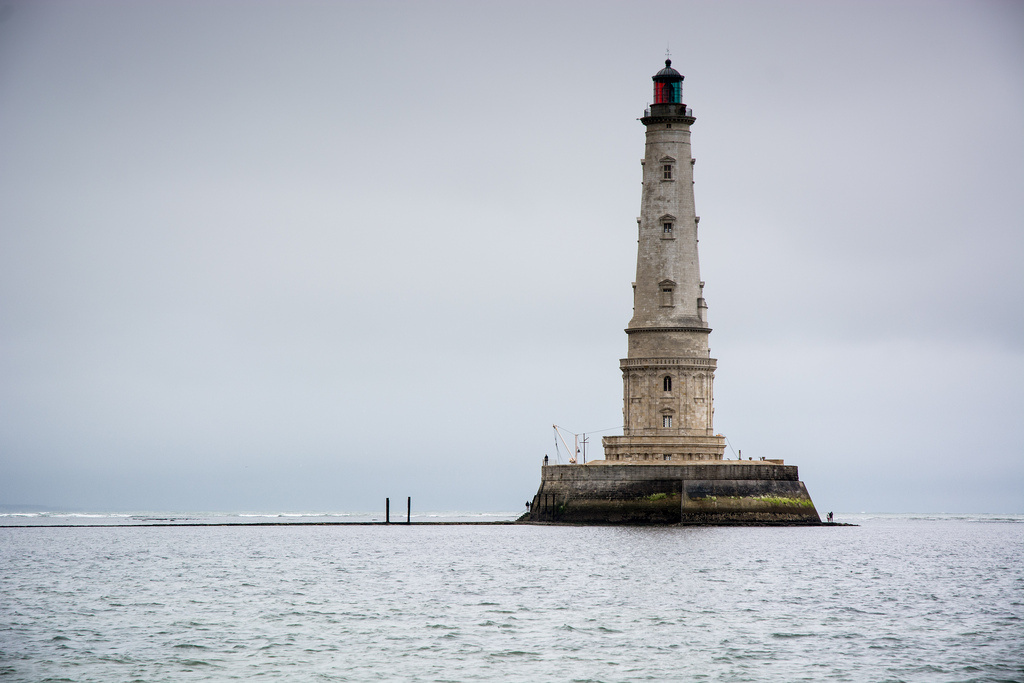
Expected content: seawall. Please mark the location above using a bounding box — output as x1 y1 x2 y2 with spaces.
522 462 821 525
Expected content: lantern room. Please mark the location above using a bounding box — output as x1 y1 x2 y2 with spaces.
652 59 683 104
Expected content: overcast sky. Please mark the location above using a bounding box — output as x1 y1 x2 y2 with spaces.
1 0 1021 514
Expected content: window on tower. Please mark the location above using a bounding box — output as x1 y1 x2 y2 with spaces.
662 415 673 428
659 279 676 307
659 214 677 239
663 164 673 180
663 376 672 392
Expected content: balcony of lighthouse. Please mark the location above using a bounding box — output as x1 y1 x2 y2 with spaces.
642 103 694 121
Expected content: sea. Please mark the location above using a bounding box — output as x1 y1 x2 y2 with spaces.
1 513 1021 682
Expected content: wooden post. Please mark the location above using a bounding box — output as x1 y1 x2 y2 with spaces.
385 497 390 524
406 496 411 524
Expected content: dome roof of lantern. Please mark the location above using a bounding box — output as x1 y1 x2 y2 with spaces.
653 59 683 81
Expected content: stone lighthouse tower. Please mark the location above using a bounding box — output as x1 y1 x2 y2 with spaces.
522 61 819 525
602 60 727 463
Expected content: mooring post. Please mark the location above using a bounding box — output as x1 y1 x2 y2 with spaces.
407 496 411 524
385 497 390 524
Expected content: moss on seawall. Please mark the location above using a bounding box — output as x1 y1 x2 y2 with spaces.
753 496 816 508
684 494 814 507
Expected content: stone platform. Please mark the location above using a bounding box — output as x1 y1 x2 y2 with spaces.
521 461 821 525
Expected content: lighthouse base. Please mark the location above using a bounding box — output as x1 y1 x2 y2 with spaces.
520 462 821 525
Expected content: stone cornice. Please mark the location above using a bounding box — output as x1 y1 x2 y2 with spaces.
620 357 717 369
625 326 711 335
603 434 725 445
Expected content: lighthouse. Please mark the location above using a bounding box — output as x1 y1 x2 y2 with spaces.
602 60 726 463
522 61 819 525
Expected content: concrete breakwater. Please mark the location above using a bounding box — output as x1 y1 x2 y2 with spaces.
522 462 821 525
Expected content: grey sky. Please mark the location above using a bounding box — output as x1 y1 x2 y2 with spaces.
1 1 1021 513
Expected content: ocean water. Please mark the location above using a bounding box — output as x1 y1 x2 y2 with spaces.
1 514 1021 682
0 510 514 526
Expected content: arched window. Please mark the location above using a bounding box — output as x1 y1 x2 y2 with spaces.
663 376 672 392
